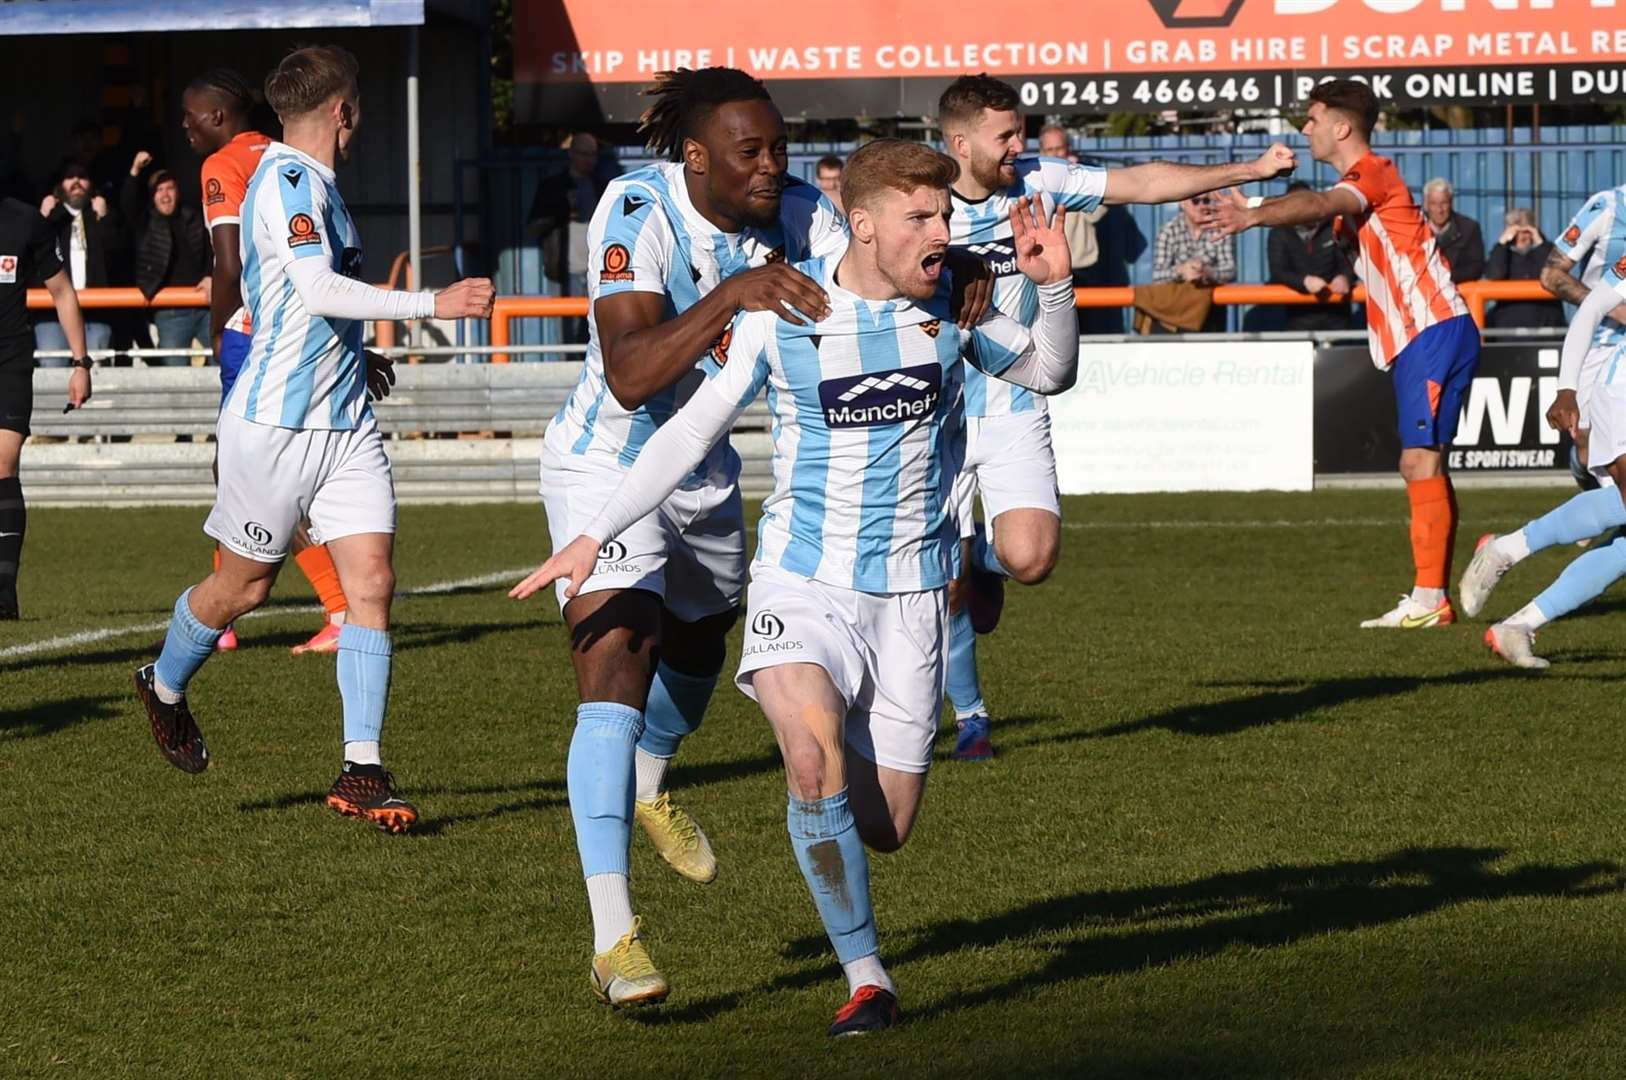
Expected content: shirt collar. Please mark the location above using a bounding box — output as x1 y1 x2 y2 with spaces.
269 141 336 184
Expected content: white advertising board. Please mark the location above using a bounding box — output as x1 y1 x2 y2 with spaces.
1049 340 1315 494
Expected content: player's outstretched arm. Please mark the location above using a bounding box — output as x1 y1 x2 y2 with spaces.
598 263 829 410
43 269 90 410
1204 185 1364 238
1102 144 1296 206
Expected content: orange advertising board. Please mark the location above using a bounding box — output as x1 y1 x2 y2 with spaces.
514 0 1626 119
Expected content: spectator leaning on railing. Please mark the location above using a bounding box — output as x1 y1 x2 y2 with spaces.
35 160 121 365
1267 179 1356 332
1484 208 1565 330
1148 193 1235 332
527 131 616 346
1422 177 1485 285
122 150 213 365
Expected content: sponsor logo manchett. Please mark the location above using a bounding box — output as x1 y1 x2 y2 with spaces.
819 363 943 428
953 239 1018 277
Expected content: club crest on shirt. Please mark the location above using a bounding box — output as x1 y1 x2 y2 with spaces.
0 255 14 284
205 178 225 206
763 244 785 264
601 243 634 283
710 327 731 365
1563 224 1582 246
1614 253 1626 280
287 213 321 249
920 319 941 338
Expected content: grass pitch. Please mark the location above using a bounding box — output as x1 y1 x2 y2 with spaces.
4 490 1626 1079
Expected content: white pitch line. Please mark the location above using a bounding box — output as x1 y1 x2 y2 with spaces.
0 566 532 662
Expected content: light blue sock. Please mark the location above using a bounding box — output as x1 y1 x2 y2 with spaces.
787 789 878 964
1532 536 1626 622
568 702 644 878
973 525 1010 579
1523 487 1626 553
945 607 986 720
336 624 392 746
153 588 223 696
637 661 717 759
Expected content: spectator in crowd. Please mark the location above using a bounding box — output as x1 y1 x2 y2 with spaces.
35 161 121 365
123 150 212 365
527 131 614 345
1149 193 1235 332
1267 180 1356 332
1422 177 1485 284
1036 124 1112 332
814 154 844 213
1485 207 1565 330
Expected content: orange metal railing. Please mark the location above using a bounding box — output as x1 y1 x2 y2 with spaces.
29 281 1559 364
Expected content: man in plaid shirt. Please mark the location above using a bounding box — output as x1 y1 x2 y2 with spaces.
1154 193 1237 286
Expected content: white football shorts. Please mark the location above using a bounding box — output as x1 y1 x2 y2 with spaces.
735 561 949 775
953 410 1062 540
539 441 745 622
206 407 396 563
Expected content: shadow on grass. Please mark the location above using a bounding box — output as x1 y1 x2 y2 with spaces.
0 618 532 675
0 693 122 740
1025 666 1626 743
638 845 1622 1028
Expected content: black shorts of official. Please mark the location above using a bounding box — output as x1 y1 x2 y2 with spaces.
0 336 33 437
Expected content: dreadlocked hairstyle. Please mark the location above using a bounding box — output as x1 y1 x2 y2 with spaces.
186 67 256 119
638 67 774 162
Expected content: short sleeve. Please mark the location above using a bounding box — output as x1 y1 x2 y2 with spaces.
202 152 248 229
1332 155 1386 213
1556 192 1612 262
26 210 61 282
265 162 333 262
1027 158 1106 214
588 183 670 301
965 310 1032 377
709 310 774 409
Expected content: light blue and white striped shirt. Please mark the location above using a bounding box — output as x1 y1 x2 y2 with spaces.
949 156 1105 418
548 161 847 487
229 143 369 430
1555 186 1626 366
586 256 1079 594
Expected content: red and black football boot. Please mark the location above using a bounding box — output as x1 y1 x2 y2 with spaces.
326 762 419 834
828 985 901 1037
134 664 210 774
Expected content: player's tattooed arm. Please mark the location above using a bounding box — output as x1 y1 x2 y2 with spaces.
597 264 829 410
1101 144 1296 206
1540 247 1626 323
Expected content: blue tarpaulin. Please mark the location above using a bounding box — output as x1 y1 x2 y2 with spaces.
0 0 424 34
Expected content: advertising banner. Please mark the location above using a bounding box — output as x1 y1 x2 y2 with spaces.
1049 341 1315 494
1313 340 1567 473
515 0 1626 121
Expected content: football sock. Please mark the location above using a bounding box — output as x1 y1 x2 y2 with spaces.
153 587 224 701
1406 476 1454 593
0 476 23 590
634 662 716 800
841 953 895 997
569 700 643 872
1516 487 1626 558
1504 600 1550 633
585 873 636 953
945 607 987 720
294 544 348 620
336 624 391 752
1528 535 1626 625
972 524 1010 579
787 789 878 967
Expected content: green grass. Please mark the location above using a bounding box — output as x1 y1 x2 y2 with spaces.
5 490 1626 1079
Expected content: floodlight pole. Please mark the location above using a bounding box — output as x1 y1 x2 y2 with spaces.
407 24 423 347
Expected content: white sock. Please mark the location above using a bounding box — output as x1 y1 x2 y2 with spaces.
1410 586 1445 609
344 739 381 766
586 873 636 953
1494 530 1532 562
841 953 895 996
153 675 181 705
1504 601 1550 632
329 610 346 627
634 748 669 802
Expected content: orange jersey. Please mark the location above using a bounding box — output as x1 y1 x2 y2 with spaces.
200 130 271 333
1332 152 1469 369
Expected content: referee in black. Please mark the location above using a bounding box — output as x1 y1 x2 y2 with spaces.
0 194 92 619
